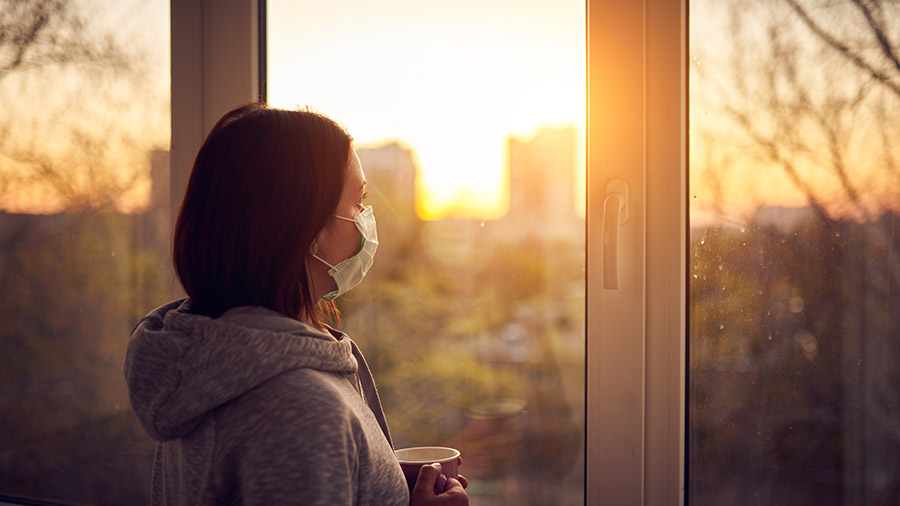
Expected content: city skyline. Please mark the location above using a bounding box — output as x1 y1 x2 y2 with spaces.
267 0 586 220
1 124 585 221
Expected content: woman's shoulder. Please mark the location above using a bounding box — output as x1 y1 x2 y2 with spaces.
205 369 393 504
218 368 360 430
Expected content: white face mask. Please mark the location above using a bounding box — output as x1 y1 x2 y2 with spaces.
312 205 378 301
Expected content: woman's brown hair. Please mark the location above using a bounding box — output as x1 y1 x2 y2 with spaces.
173 103 351 325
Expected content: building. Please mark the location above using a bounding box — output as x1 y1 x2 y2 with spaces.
356 141 421 268
504 125 582 243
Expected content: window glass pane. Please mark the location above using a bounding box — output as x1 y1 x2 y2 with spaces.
689 0 900 504
269 2 586 503
0 0 170 503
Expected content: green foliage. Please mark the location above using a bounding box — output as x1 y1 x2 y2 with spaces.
0 212 168 503
380 350 525 447
690 215 900 504
336 220 585 504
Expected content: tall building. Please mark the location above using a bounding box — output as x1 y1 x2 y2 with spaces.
150 150 170 215
356 141 421 266
357 141 417 224
505 125 582 242
147 150 171 257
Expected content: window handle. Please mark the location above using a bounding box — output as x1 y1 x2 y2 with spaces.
603 178 629 289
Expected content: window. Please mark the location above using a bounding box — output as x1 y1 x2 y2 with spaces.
267 1 586 503
2 0 693 504
689 0 900 504
0 0 170 504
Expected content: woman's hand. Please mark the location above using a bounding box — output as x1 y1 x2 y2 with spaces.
454 456 469 489
409 463 469 506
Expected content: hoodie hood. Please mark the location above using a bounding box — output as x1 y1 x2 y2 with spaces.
124 299 359 442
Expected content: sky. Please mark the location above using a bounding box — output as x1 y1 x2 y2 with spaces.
266 0 586 220
5 0 895 222
688 0 900 223
0 0 171 214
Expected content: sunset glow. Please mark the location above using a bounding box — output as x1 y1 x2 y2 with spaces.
267 0 586 220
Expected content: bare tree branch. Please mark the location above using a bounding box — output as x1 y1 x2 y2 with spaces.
8 0 50 70
783 0 900 99
851 0 900 76
0 0 163 213
0 0 132 84
876 90 899 181
723 103 834 224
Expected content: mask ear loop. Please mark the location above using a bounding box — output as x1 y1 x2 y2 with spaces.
310 241 337 270
333 212 367 249
309 242 340 303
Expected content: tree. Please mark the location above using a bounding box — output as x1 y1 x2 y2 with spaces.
0 1 170 503
690 0 900 504
0 0 168 213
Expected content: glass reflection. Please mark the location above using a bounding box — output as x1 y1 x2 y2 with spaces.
0 1 169 504
269 1 586 504
690 0 900 504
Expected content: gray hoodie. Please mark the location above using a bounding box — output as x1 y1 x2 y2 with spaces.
124 299 409 506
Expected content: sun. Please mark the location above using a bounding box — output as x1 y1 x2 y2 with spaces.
266 0 585 221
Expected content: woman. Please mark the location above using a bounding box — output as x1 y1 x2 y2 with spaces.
124 103 468 506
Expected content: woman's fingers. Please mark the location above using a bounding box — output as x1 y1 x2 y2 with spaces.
412 463 442 497
441 478 469 504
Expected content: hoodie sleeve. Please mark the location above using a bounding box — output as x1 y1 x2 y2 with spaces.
212 368 365 506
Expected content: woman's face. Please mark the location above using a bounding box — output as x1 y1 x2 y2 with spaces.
311 150 367 291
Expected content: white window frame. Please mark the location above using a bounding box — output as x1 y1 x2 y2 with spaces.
170 0 263 239
171 1 687 504
585 0 686 504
